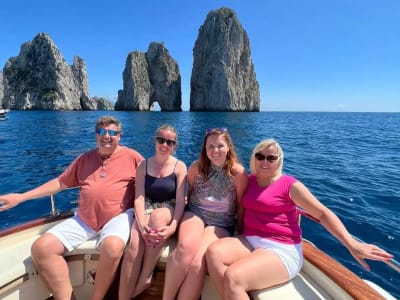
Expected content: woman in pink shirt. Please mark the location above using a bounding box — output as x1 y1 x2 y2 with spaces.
206 138 394 300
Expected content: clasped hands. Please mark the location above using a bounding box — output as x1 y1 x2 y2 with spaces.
141 225 172 248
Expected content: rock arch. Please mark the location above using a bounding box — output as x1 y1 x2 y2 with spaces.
115 42 182 111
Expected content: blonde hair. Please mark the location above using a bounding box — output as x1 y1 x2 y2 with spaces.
155 124 178 149
249 139 284 175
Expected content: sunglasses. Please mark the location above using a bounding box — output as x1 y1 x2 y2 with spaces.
156 136 176 146
254 152 281 163
206 127 227 134
96 128 120 136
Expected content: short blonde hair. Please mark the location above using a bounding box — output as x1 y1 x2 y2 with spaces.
249 139 284 175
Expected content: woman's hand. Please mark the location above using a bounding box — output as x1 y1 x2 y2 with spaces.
146 223 176 247
140 224 157 247
347 239 394 271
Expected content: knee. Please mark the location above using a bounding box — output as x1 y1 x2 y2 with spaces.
100 236 125 261
206 241 222 264
31 239 43 263
148 208 170 228
31 234 63 261
223 267 243 290
173 239 197 264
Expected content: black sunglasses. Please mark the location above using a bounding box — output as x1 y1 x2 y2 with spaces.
254 152 280 163
156 136 176 146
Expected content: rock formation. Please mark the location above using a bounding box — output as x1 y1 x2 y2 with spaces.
115 42 182 111
190 7 260 111
2 33 98 110
93 97 113 110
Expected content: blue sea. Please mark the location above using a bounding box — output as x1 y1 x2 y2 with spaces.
0 111 399 298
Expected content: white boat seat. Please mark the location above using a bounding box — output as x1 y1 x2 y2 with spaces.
68 234 177 263
0 235 39 290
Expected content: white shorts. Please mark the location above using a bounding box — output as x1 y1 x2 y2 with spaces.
245 236 303 279
47 208 134 252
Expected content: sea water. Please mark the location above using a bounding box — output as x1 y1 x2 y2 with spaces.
0 110 399 298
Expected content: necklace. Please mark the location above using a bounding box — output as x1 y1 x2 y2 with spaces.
100 156 109 178
153 157 171 170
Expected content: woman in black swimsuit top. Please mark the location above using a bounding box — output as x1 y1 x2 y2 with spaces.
145 159 178 204
119 124 187 300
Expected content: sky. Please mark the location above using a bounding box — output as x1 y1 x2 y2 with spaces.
1 0 399 112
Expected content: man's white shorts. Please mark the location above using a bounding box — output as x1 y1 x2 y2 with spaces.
47 208 134 252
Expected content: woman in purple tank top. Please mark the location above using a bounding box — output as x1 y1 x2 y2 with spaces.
119 125 187 300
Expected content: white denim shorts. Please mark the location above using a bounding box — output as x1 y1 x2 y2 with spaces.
245 235 303 279
47 208 134 252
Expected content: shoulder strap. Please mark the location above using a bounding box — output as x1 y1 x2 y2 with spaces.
173 159 179 173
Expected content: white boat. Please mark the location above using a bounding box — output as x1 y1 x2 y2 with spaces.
0 109 10 121
0 196 398 300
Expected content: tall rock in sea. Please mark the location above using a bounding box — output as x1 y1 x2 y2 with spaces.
115 42 182 111
190 7 260 111
2 32 95 110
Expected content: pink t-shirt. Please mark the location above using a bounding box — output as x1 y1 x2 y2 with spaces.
58 146 143 231
243 174 302 244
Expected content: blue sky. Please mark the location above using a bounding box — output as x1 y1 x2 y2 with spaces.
1 0 399 112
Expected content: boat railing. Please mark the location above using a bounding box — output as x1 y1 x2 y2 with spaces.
297 208 400 274
49 187 79 217
50 194 60 217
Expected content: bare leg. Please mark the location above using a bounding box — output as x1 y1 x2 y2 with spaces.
133 208 173 297
132 242 164 297
206 236 250 298
162 213 204 300
119 220 146 300
31 233 76 300
207 236 290 300
91 235 125 300
177 226 230 300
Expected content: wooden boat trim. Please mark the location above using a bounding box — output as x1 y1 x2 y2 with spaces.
0 211 74 238
302 240 385 300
